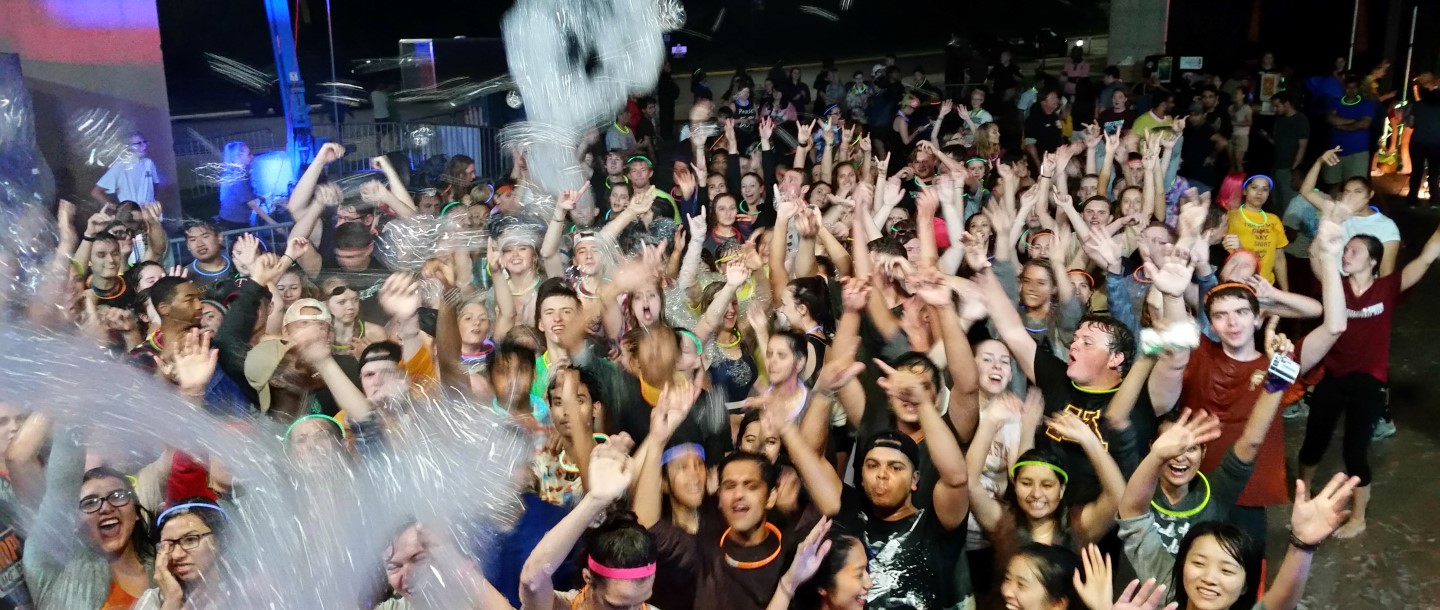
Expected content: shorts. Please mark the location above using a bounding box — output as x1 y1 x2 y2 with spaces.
1321 151 1369 184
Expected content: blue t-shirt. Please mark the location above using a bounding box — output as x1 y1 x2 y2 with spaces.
478 493 574 608
1328 96 1376 155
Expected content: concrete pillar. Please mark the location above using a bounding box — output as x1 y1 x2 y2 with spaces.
0 0 179 216
1107 0 1169 68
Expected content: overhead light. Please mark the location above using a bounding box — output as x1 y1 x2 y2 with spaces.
1076 39 1085 47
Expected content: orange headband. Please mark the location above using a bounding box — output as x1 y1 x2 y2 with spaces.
1067 269 1094 286
495 184 514 195
1203 281 1257 304
1027 230 1054 247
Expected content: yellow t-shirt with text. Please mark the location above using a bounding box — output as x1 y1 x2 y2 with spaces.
1227 208 1289 283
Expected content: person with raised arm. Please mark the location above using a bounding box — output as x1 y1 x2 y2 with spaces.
634 381 837 610
519 436 657 610
1148 207 1349 550
1168 473 1362 610
1295 188 1440 538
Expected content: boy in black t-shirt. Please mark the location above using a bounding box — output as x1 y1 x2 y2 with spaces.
836 427 971 610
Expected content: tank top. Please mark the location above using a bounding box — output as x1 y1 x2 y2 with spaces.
734 99 757 130
708 339 757 411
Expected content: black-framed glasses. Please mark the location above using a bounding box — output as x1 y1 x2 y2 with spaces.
79 489 134 514
158 532 213 554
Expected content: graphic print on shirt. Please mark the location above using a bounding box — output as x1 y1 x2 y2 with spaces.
1044 404 1108 450
861 510 936 609
1349 302 1385 319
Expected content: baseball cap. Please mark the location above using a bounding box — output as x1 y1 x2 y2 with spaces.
871 63 885 74
860 430 920 468
283 299 331 325
243 338 289 414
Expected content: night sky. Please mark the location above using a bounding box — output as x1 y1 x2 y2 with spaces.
158 0 1104 114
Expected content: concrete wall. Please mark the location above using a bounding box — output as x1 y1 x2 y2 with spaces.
0 0 179 217
1107 0 1168 67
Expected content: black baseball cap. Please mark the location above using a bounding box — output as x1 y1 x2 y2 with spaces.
860 430 919 468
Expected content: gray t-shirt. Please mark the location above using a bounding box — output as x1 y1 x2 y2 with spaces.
1118 448 1254 589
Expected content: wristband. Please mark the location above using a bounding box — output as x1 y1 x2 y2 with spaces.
282 254 297 266
82 234 98 242
1288 531 1319 553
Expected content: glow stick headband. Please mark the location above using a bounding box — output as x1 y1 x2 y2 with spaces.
284 414 346 443
587 556 656 579
1242 174 1273 190
156 502 230 527
662 443 705 466
1203 281 1257 306
1010 460 1069 484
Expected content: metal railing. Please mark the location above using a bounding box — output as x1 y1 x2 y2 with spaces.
165 222 295 268
173 121 507 201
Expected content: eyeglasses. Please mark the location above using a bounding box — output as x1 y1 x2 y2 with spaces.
79 489 135 513
158 532 213 554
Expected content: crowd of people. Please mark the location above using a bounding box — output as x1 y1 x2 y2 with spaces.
9 44 1440 610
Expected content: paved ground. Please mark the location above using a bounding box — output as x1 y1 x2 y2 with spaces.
1277 175 1440 609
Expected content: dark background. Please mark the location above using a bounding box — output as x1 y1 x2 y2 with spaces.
156 0 1107 115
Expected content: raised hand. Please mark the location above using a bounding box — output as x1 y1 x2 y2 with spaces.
840 276 871 312
1245 274 1279 304
556 183 588 214
1072 544 1115 610
313 183 344 208
724 260 750 287
675 164 698 199
797 119 816 144
687 207 708 239
1083 123 1103 148
249 253 287 287
586 434 636 503
1142 246 1194 297
1318 146 1342 167
85 204 115 235
759 116 776 142
284 236 313 263
874 358 934 406
172 328 219 396
232 233 261 272
781 517 834 593
1149 409 1222 461
316 142 346 164
1291 472 1363 545
359 179 388 205
379 273 423 321
1047 411 1102 448
1082 232 1123 273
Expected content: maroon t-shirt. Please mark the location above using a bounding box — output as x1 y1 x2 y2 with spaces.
1180 338 1289 507
1324 274 1400 381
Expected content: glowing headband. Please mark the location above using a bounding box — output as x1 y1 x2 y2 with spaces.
439 201 465 216
626 155 654 167
1242 174 1273 190
1010 460 1069 484
156 502 230 527
284 414 347 443
1027 230 1054 247
676 329 703 355
662 443 706 466
494 184 514 195
964 157 988 166
1067 269 1094 286
822 104 839 116
588 556 656 579
1203 281 1257 305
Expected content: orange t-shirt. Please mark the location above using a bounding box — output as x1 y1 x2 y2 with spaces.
1179 338 1290 507
100 579 138 610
